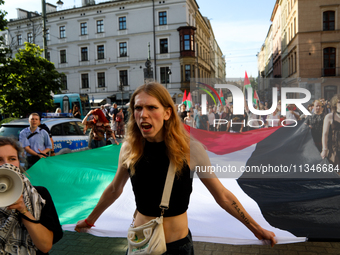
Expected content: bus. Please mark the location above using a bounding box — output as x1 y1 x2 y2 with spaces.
53 93 90 119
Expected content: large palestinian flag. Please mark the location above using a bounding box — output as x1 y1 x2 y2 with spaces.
28 122 339 245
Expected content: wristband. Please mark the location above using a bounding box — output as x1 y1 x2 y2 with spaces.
20 209 28 215
85 219 95 227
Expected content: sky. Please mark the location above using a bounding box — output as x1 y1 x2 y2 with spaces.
1 0 275 79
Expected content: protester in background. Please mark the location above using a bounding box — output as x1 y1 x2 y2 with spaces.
266 108 281 127
321 94 340 168
109 103 118 134
116 108 125 138
218 105 231 132
19 113 52 169
74 82 276 253
82 109 119 148
184 109 194 127
194 108 209 131
208 107 216 131
55 108 61 114
72 105 81 119
304 100 325 152
179 104 187 122
0 137 63 255
285 104 300 125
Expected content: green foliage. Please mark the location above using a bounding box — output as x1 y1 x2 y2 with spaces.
0 43 63 117
0 117 18 125
250 76 258 91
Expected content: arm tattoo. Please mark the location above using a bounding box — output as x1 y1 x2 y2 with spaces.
232 201 250 224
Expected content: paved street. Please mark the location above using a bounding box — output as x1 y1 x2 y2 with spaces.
50 231 340 255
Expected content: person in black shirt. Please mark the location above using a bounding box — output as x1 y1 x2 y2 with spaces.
0 137 63 255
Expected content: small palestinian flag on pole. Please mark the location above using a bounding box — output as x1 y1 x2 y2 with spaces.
219 88 226 106
186 92 192 110
182 90 187 104
243 71 252 94
253 89 259 108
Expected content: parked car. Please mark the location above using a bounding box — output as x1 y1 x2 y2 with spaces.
0 116 89 154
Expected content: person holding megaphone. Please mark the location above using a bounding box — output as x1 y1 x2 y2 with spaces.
0 137 63 255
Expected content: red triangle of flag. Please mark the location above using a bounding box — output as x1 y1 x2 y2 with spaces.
182 90 187 103
244 71 250 86
187 92 192 102
219 88 224 98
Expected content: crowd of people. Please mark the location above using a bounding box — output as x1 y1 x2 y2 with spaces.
176 95 340 169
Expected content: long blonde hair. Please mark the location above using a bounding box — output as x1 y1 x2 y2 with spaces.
122 82 190 175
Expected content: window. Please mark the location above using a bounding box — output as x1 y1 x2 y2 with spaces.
119 42 127 57
62 122 78 136
97 20 104 33
81 47 88 61
61 74 67 90
80 22 87 35
323 47 336 76
119 70 128 86
184 35 190 50
60 26 66 38
159 11 167 25
160 67 170 84
185 65 191 81
46 52 50 62
323 11 335 31
17 34 22 45
97 45 104 59
160 39 168 54
60 50 66 63
27 32 33 43
81 73 89 88
46 29 50 41
119 17 126 30
98 72 105 87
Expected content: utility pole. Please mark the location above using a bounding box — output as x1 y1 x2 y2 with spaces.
42 0 47 58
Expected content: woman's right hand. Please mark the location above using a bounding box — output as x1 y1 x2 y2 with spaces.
74 219 92 233
321 149 328 159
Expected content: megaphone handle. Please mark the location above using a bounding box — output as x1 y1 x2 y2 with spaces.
19 213 40 224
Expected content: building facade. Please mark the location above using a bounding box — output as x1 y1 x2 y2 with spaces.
258 0 340 101
2 0 226 106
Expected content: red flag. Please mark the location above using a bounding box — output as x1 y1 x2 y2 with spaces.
254 90 259 100
219 88 224 98
182 90 187 103
244 71 251 87
187 92 192 102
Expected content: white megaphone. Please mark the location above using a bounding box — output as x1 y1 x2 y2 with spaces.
0 167 24 207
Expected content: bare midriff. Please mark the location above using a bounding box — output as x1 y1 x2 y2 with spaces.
134 211 189 243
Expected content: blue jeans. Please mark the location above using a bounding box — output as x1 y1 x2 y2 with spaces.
126 230 194 255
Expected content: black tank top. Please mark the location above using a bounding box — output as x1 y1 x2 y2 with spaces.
129 140 193 217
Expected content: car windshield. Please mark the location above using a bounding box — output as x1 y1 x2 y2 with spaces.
0 125 27 140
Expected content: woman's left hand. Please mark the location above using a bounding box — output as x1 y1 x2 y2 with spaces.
7 195 27 214
254 227 277 247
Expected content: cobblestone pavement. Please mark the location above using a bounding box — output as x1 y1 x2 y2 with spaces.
50 231 340 255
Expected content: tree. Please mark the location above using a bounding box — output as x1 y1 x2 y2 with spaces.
0 42 63 117
0 0 10 64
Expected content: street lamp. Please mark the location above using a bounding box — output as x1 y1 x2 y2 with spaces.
165 69 172 89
